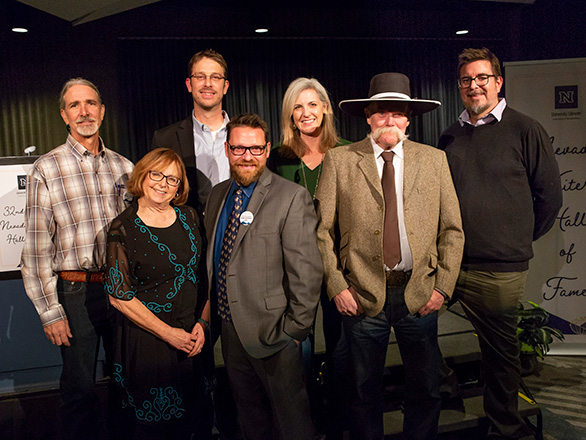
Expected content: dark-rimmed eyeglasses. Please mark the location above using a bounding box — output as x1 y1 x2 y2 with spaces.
148 170 181 187
190 73 225 82
227 143 267 156
457 74 496 89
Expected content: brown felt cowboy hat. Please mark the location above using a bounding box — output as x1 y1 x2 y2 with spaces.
339 72 441 117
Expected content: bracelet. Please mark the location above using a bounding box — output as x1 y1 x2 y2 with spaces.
197 318 209 329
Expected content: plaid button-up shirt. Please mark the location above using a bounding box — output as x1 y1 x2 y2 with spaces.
21 135 134 326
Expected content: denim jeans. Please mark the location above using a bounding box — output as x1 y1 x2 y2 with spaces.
342 283 441 440
57 278 111 440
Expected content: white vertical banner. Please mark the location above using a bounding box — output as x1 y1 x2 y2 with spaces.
505 58 586 354
0 159 35 274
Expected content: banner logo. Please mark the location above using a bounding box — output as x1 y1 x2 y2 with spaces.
555 85 578 109
17 175 27 190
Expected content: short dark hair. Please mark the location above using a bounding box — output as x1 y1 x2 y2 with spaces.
226 113 270 145
187 49 228 78
59 78 102 109
128 148 189 206
457 47 502 78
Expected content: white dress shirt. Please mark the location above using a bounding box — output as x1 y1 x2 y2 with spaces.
370 137 413 272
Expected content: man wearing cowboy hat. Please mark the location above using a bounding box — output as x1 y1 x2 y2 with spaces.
315 72 464 440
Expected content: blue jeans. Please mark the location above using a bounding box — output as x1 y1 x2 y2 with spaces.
342 283 441 440
57 279 111 440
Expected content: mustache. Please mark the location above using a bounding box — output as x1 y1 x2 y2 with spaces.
75 116 96 123
372 126 407 142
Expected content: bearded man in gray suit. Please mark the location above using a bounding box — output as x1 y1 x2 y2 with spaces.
316 73 464 440
204 113 322 440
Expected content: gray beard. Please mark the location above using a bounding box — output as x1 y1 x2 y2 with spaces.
467 102 492 117
75 123 99 137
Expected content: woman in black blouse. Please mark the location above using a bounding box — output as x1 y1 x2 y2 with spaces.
105 148 211 439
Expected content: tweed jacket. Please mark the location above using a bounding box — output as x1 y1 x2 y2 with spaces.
315 137 464 317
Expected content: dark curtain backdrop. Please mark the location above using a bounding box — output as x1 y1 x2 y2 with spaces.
0 36 507 160
118 37 503 162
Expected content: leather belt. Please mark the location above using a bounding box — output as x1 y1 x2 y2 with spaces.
58 271 104 284
385 270 410 287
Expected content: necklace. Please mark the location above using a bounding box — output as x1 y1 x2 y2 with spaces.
300 160 322 200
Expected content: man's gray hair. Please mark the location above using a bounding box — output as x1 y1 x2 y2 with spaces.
59 78 102 109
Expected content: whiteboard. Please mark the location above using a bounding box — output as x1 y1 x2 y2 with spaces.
0 157 37 275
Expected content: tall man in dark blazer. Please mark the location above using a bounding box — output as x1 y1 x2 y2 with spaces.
204 113 323 440
152 49 230 213
316 73 464 440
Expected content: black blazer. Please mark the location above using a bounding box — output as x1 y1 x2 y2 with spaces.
151 116 208 214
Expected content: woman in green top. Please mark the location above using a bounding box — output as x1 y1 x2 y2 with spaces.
268 77 350 199
268 77 350 438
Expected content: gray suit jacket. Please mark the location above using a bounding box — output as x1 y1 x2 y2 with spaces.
205 168 323 358
315 137 464 317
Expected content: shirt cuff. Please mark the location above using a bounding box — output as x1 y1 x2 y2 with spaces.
435 288 450 300
40 305 67 327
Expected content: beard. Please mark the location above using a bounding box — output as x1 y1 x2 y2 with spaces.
72 116 99 137
466 101 492 116
230 160 265 187
465 90 494 116
371 126 408 149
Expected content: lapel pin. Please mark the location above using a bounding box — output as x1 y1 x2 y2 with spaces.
240 211 254 225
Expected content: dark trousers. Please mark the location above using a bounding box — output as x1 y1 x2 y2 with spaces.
342 282 441 440
221 321 315 440
321 285 351 440
57 279 111 440
455 269 535 439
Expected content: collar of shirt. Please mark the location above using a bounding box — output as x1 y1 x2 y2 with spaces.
458 97 507 127
370 136 404 179
227 179 257 202
66 134 106 159
192 110 229 134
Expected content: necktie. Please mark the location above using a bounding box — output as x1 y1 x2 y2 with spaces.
381 151 401 269
217 187 244 321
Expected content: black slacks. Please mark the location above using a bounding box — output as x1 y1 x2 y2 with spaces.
221 320 314 440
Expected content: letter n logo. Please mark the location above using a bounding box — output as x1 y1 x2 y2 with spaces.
555 85 578 109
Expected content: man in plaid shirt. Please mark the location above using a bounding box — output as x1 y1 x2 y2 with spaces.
21 78 134 440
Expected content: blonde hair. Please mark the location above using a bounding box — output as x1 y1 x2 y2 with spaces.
128 148 189 206
280 78 339 158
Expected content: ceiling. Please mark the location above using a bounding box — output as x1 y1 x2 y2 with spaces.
13 0 536 27
5 0 583 64
16 0 162 25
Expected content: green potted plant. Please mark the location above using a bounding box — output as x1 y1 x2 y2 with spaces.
517 301 565 376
